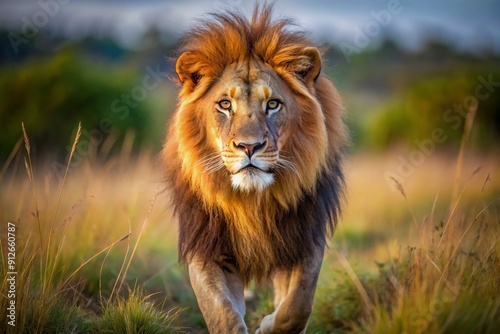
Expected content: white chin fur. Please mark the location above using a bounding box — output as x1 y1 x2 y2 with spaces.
231 170 274 192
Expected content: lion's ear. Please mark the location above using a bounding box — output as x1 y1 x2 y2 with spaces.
295 47 322 83
176 52 204 91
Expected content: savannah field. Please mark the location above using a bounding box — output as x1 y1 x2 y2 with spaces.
1 129 499 333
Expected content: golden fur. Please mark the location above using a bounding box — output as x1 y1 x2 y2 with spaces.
162 5 348 283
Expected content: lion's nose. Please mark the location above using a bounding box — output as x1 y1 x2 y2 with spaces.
233 140 267 158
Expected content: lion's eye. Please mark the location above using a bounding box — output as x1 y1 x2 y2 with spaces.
266 99 281 113
218 100 232 110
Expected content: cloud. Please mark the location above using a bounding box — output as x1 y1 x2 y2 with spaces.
1 0 499 52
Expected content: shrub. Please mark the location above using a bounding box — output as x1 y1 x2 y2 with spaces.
368 67 500 150
0 49 152 158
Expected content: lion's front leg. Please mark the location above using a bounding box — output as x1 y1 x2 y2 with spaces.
256 243 325 334
188 257 247 334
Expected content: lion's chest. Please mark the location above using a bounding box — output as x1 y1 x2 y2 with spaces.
220 206 317 281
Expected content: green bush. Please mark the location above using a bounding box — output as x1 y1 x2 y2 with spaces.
367 67 500 150
0 49 157 158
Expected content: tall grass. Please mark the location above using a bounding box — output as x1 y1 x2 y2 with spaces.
1 120 499 333
361 180 500 333
301 105 500 333
0 124 180 333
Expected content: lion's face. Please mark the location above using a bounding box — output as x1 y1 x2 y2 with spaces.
173 30 332 200
204 62 294 192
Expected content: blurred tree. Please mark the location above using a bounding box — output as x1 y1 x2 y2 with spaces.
367 67 500 150
0 48 154 159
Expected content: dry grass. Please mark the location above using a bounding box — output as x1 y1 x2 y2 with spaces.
303 131 500 333
0 127 180 333
0 124 499 333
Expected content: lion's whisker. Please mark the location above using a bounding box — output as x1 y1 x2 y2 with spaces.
205 162 226 174
277 157 302 182
195 152 222 167
203 157 221 167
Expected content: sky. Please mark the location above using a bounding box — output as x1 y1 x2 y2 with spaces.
1 0 500 53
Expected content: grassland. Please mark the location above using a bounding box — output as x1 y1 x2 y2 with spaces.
1 129 499 333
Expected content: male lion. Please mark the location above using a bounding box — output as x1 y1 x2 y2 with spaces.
162 5 348 333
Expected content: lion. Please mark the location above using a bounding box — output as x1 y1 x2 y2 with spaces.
162 4 348 333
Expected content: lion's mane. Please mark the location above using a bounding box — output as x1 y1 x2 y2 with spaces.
162 5 348 283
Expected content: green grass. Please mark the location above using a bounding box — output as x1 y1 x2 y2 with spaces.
97 289 180 334
1 123 499 333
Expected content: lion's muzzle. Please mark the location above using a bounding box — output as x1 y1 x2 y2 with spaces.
222 138 278 192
